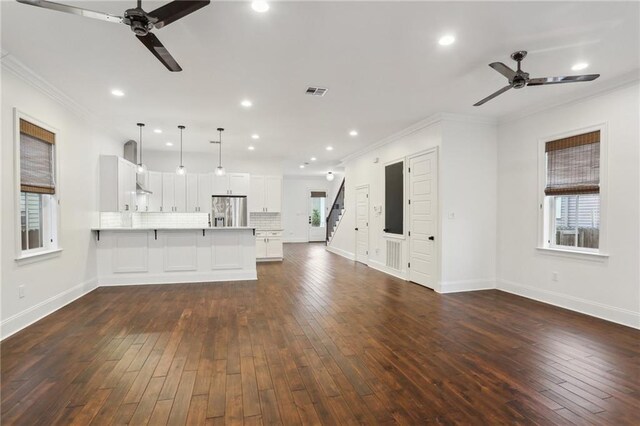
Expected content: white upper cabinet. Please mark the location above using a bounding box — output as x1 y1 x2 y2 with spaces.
162 173 175 212
100 155 136 212
186 174 199 212
264 176 282 213
249 175 265 213
162 173 187 212
147 171 163 212
186 173 213 212
250 175 282 213
174 174 186 212
198 174 213 212
213 173 250 196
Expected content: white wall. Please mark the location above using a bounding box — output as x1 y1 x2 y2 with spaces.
282 176 332 242
497 83 640 328
328 115 497 291
1 66 122 339
440 119 497 290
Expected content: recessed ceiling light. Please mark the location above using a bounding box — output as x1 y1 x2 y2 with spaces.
310 157 317 161
251 134 260 139
165 142 173 146
248 146 255 151
571 62 589 71
251 1 269 13
241 99 253 108
349 130 358 136
438 35 455 46
299 164 305 169
326 146 333 151
154 129 162 134
111 89 125 97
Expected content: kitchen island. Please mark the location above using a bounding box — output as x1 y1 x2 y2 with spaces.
93 227 256 286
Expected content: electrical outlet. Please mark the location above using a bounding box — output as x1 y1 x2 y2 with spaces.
552 272 559 282
18 285 25 298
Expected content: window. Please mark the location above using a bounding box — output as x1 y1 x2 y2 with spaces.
384 161 404 235
17 117 58 255
543 130 601 252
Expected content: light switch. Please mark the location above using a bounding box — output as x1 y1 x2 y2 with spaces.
448 212 455 219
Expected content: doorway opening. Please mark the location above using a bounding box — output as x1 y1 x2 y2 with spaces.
308 190 327 242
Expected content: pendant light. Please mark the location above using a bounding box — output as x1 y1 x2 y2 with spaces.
176 125 186 175
136 123 147 174
326 171 335 181
211 127 226 176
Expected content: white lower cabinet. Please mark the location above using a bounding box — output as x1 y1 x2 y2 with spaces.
255 231 283 261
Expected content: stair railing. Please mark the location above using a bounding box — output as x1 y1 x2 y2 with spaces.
326 178 345 243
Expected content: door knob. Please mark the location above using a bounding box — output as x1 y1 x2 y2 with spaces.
428 236 435 241
355 227 359 231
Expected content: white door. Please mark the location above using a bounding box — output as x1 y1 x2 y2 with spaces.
264 176 282 213
308 190 327 242
267 238 283 258
229 173 250 196
148 171 163 212
256 236 267 258
174 174 187 212
198 174 213 213
162 173 175 212
186 174 199 212
408 151 438 288
355 186 369 264
213 174 229 195
249 175 265 212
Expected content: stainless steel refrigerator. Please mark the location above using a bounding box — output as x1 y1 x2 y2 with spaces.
212 196 247 227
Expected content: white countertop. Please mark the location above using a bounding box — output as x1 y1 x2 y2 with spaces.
92 226 255 231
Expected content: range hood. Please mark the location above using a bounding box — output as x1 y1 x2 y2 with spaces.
123 140 153 195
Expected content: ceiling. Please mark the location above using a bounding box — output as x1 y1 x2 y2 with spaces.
2 1 639 175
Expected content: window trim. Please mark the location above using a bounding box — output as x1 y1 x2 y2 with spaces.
537 123 608 255
14 108 62 262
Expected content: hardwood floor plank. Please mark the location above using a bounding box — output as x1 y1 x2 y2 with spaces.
1 243 638 425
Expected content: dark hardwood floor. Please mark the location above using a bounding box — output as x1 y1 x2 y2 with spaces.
2 243 639 425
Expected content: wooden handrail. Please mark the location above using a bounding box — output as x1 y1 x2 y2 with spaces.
326 178 345 243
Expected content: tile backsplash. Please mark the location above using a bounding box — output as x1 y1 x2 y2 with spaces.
250 212 281 230
100 212 210 228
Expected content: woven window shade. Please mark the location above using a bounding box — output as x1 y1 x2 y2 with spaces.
545 131 600 196
311 191 326 198
20 119 55 194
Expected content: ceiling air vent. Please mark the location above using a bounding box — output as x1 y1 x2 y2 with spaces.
306 86 328 96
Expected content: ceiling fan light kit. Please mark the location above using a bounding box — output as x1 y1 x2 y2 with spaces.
16 0 211 72
474 50 600 106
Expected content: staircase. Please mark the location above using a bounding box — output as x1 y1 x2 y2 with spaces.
326 178 345 244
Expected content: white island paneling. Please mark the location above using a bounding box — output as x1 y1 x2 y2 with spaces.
95 228 256 285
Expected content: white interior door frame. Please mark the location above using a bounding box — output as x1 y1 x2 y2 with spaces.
308 187 327 242
355 184 370 265
407 147 440 289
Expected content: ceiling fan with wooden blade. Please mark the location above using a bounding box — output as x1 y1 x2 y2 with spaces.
474 50 600 106
16 0 211 72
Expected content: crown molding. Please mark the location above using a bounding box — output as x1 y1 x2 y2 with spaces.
1 52 92 119
340 112 497 164
499 70 640 125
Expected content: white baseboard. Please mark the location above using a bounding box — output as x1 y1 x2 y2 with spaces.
367 260 407 280
497 278 640 329
438 279 496 294
326 245 355 260
1 278 98 340
98 270 257 286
